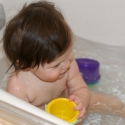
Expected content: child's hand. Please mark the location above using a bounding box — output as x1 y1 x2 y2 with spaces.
69 95 86 120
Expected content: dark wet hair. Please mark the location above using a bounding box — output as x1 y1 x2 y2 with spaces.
3 1 72 72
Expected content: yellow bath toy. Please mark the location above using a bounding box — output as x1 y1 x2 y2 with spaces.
46 98 80 125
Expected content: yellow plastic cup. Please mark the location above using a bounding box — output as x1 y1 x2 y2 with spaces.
46 98 80 125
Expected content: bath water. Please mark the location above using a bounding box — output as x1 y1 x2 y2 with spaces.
73 36 125 125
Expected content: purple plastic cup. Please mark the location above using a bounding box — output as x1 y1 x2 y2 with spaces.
76 58 100 84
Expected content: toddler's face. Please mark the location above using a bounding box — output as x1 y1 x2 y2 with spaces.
30 47 74 82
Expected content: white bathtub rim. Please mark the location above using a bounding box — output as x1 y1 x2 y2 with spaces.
0 89 71 125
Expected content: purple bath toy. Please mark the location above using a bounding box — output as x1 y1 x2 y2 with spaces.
76 58 100 84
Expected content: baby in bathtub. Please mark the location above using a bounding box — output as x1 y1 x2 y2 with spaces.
2 1 125 124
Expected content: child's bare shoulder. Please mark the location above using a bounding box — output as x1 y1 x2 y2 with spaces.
6 72 29 101
7 73 21 92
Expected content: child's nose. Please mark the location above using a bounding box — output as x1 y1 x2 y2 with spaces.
62 60 70 69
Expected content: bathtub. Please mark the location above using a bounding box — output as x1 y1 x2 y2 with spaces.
0 0 125 125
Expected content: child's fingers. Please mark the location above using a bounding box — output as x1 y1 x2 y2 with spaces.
77 108 86 119
69 95 77 101
69 95 80 104
69 95 86 119
74 102 83 110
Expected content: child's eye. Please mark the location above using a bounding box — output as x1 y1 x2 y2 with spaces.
54 63 60 68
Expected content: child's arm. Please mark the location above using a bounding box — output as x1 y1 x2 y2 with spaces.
67 58 90 119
